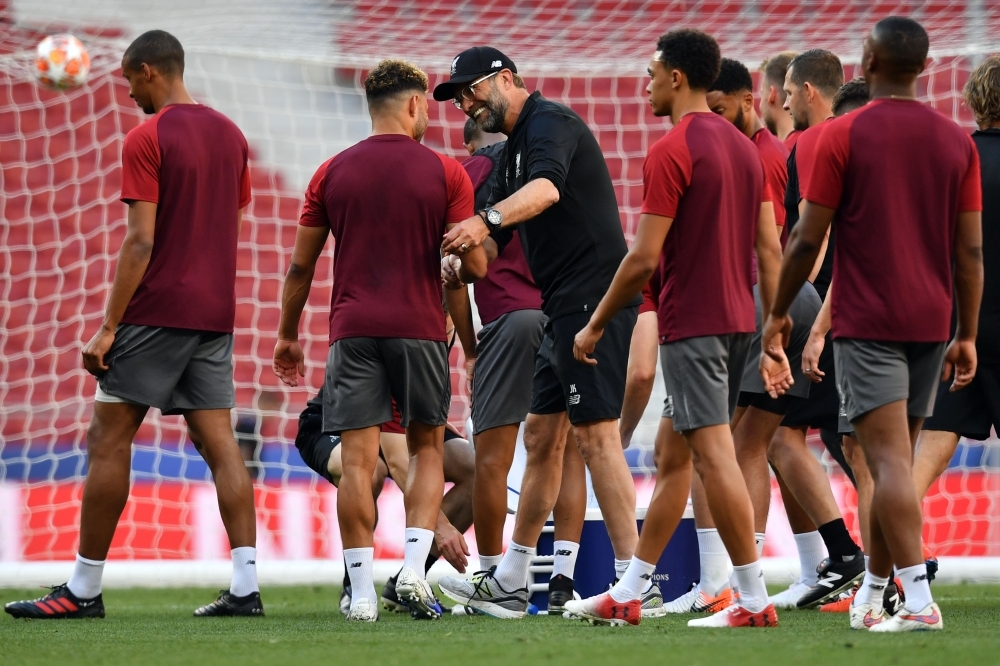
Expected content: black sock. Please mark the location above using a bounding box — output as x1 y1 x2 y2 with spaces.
424 553 439 574
817 518 862 560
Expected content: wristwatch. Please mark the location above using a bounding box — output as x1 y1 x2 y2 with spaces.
480 207 503 233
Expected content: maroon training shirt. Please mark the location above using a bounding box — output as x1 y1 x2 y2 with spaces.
752 127 790 231
119 104 251 333
642 112 761 343
300 134 475 344
805 99 982 342
460 153 541 325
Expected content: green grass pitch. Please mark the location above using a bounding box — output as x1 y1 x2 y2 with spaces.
3 584 999 665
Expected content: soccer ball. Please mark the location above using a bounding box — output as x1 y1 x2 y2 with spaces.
35 34 90 90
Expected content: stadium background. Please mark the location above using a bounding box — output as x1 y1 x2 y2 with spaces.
1 0 998 585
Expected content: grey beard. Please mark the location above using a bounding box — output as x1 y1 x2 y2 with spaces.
479 91 508 133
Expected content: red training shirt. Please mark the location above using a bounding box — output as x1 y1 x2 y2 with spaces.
805 99 982 342
460 153 541 325
783 129 801 151
119 104 251 333
752 127 789 230
642 112 761 343
299 135 475 344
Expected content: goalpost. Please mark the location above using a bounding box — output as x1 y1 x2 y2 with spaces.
1 0 998 587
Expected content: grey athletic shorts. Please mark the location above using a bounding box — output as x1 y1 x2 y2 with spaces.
471 309 546 435
661 333 753 432
96 324 235 415
833 338 947 425
740 282 820 399
323 337 450 433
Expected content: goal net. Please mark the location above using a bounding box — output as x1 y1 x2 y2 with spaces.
1 0 998 586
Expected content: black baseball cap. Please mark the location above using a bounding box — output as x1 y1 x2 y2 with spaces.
432 46 517 102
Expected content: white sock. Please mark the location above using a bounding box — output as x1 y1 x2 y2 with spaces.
344 547 377 605
754 533 766 558
479 553 503 572
67 553 105 599
609 557 656 602
696 528 731 595
732 560 768 613
614 558 630 581
229 546 259 597
897 563 933 612
402 527 434 578
793 531 827 586
552 540 580 580
853 569 889 608
494 541 535 591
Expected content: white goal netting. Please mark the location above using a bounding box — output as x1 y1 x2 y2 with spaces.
1 0 998 583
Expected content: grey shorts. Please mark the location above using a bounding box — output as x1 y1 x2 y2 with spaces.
471 309 546 434
96 324 235 415
323 337 450 433
740 282 820 399
833 338 948 425
661 333 753 432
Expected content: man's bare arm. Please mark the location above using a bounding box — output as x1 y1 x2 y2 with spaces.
82 200 156 375
273 224 329 386
943 210 984 391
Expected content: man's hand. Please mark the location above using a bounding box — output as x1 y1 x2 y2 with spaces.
434 520 470 573
442 216 490 255
760 345 793 398
942 338 977 392
465 356 477 395
82 326 116 376
801 330 827 383
441 254 465 290
573 322 604 365
273 338 305 387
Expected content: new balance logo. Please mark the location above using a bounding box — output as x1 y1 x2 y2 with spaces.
246 560 256 565
79 600 95 607
350 562 362 568
870 584 886 591
512 547 529 554
408 538 419 543
818 572 843 588
555 549 573 556
912 574 928 583
492 60 502 67
640 573 652 580
569 395 581 405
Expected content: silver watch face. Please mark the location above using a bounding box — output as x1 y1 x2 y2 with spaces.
487 208 503 226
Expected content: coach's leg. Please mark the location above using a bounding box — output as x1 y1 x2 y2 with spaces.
552 430 587 585
554 429 586 544
509 412 571 546
78 401 148 561
186 409 256 548
913 430 959 499
403 421 445 530
472 424 518 564
574 419 639 561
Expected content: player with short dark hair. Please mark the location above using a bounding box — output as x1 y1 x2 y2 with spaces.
567 29 786 628
832 78 871 116
760 51 799 146
6 30 262 621
763 16 982 632
434 45 642 619
272 58 486 622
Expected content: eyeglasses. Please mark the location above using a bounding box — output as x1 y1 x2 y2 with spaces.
452 71 500 108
